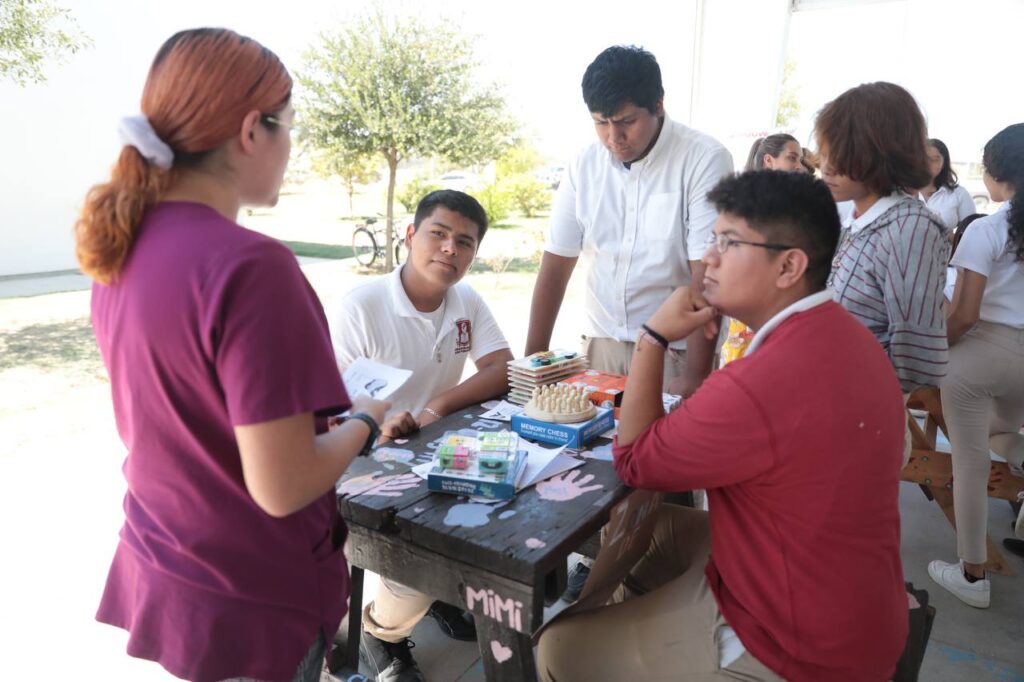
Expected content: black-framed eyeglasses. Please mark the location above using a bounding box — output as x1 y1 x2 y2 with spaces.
706 233 795 255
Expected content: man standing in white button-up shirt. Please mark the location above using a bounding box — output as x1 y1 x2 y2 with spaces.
526 45 733 398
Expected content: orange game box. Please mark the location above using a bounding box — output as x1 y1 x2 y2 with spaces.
560 370 627 412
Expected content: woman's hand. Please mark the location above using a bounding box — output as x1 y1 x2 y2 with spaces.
351 395 390 425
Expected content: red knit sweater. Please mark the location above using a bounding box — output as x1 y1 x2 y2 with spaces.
614 301 908 681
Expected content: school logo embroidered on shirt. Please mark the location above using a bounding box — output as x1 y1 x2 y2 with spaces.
455 318 472 354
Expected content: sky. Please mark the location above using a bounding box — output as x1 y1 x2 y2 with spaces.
2 0 1023 275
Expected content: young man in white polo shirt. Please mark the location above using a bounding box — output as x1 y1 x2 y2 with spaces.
525 45 732 398
330 190 512 682
525 44 733 600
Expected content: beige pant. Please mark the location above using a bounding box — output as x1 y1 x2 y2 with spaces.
362 578 433 643
582 336 686 392
537 506 781 682
940 320 1024 564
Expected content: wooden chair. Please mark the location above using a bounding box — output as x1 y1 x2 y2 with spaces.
901 387 1024 575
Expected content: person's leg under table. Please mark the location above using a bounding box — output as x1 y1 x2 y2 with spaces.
538 506 779 682
363 577 434 643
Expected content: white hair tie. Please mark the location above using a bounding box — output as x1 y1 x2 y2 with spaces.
118 115 174 170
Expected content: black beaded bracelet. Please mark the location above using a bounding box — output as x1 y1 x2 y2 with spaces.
640 324 669 350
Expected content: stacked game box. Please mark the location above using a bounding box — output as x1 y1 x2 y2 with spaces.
561 369 627 412
507 349 588 405
427 430 528 500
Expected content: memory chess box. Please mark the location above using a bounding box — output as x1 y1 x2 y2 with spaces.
511 406 614 449
426 430 528 500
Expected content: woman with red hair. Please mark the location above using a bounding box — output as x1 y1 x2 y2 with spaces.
77 29 388 681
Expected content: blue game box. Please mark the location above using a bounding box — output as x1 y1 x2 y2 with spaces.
511 406 614 449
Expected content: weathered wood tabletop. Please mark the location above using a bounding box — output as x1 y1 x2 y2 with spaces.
336 404 630 681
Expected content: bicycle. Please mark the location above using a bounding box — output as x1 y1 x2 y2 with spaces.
351 216 404 268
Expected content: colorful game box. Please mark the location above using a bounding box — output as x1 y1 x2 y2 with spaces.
511 406 614 449
561 370 627 411
506 349 589 405
427 430 527 500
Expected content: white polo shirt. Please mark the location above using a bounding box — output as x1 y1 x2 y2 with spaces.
951 202 1024 328
546 116 733 347
919 184 976 231
329 265 510 416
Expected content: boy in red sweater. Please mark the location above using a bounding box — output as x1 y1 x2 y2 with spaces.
537 171 908 681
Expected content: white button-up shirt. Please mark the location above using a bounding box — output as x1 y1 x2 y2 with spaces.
918 184 976 231
546 116 733 347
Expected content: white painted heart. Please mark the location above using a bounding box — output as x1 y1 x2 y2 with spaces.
490 640 513 663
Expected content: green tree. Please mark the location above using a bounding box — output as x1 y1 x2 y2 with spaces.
312 148 381 214
0 0 90 86
774 56 800 129
496 140 542 179
298 8 517 270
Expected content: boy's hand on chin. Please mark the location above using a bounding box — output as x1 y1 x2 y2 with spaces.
646 286 719 343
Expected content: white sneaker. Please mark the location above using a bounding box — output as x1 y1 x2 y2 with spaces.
928 560 990 608
1015 492 1024 540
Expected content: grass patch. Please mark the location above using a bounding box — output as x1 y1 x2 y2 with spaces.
0 317 104 376
473 257 540 274
281 240 354 259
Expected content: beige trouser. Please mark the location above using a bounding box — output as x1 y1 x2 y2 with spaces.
363 578 433 643
582 336 685 391
537 506 781 682
940 321 1024 564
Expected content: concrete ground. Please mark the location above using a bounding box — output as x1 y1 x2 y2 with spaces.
2 262 1022 682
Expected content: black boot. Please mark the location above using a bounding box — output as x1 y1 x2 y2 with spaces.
1003 538 1024 558
359 631 426 682
426 601 477 641
561 561 591 603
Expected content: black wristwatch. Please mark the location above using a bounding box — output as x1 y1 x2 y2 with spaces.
347 412 380 457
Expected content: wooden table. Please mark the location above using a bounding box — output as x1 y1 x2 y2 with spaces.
335 404 629 681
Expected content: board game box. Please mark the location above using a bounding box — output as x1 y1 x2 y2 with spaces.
426 430 528 500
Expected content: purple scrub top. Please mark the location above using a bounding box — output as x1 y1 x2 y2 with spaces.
91 202 350 681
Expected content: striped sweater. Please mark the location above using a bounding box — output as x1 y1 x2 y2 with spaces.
829 195 950 392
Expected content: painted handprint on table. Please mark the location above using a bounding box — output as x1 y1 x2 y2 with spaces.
536 470 603 501
337 472 421 498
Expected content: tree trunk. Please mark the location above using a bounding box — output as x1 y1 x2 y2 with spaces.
347 181 355 215
384 149 398 271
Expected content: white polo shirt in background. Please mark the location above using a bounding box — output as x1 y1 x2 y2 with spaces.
919 184 976 231
329 264 510 416
951 202 1024 328
546 116 733 348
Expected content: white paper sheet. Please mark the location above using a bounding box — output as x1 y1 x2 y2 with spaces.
478 400 525 422
342 358 412 401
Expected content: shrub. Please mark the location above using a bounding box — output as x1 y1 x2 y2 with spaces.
476 181 512 224
506 174 551 218
396 174 442 213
